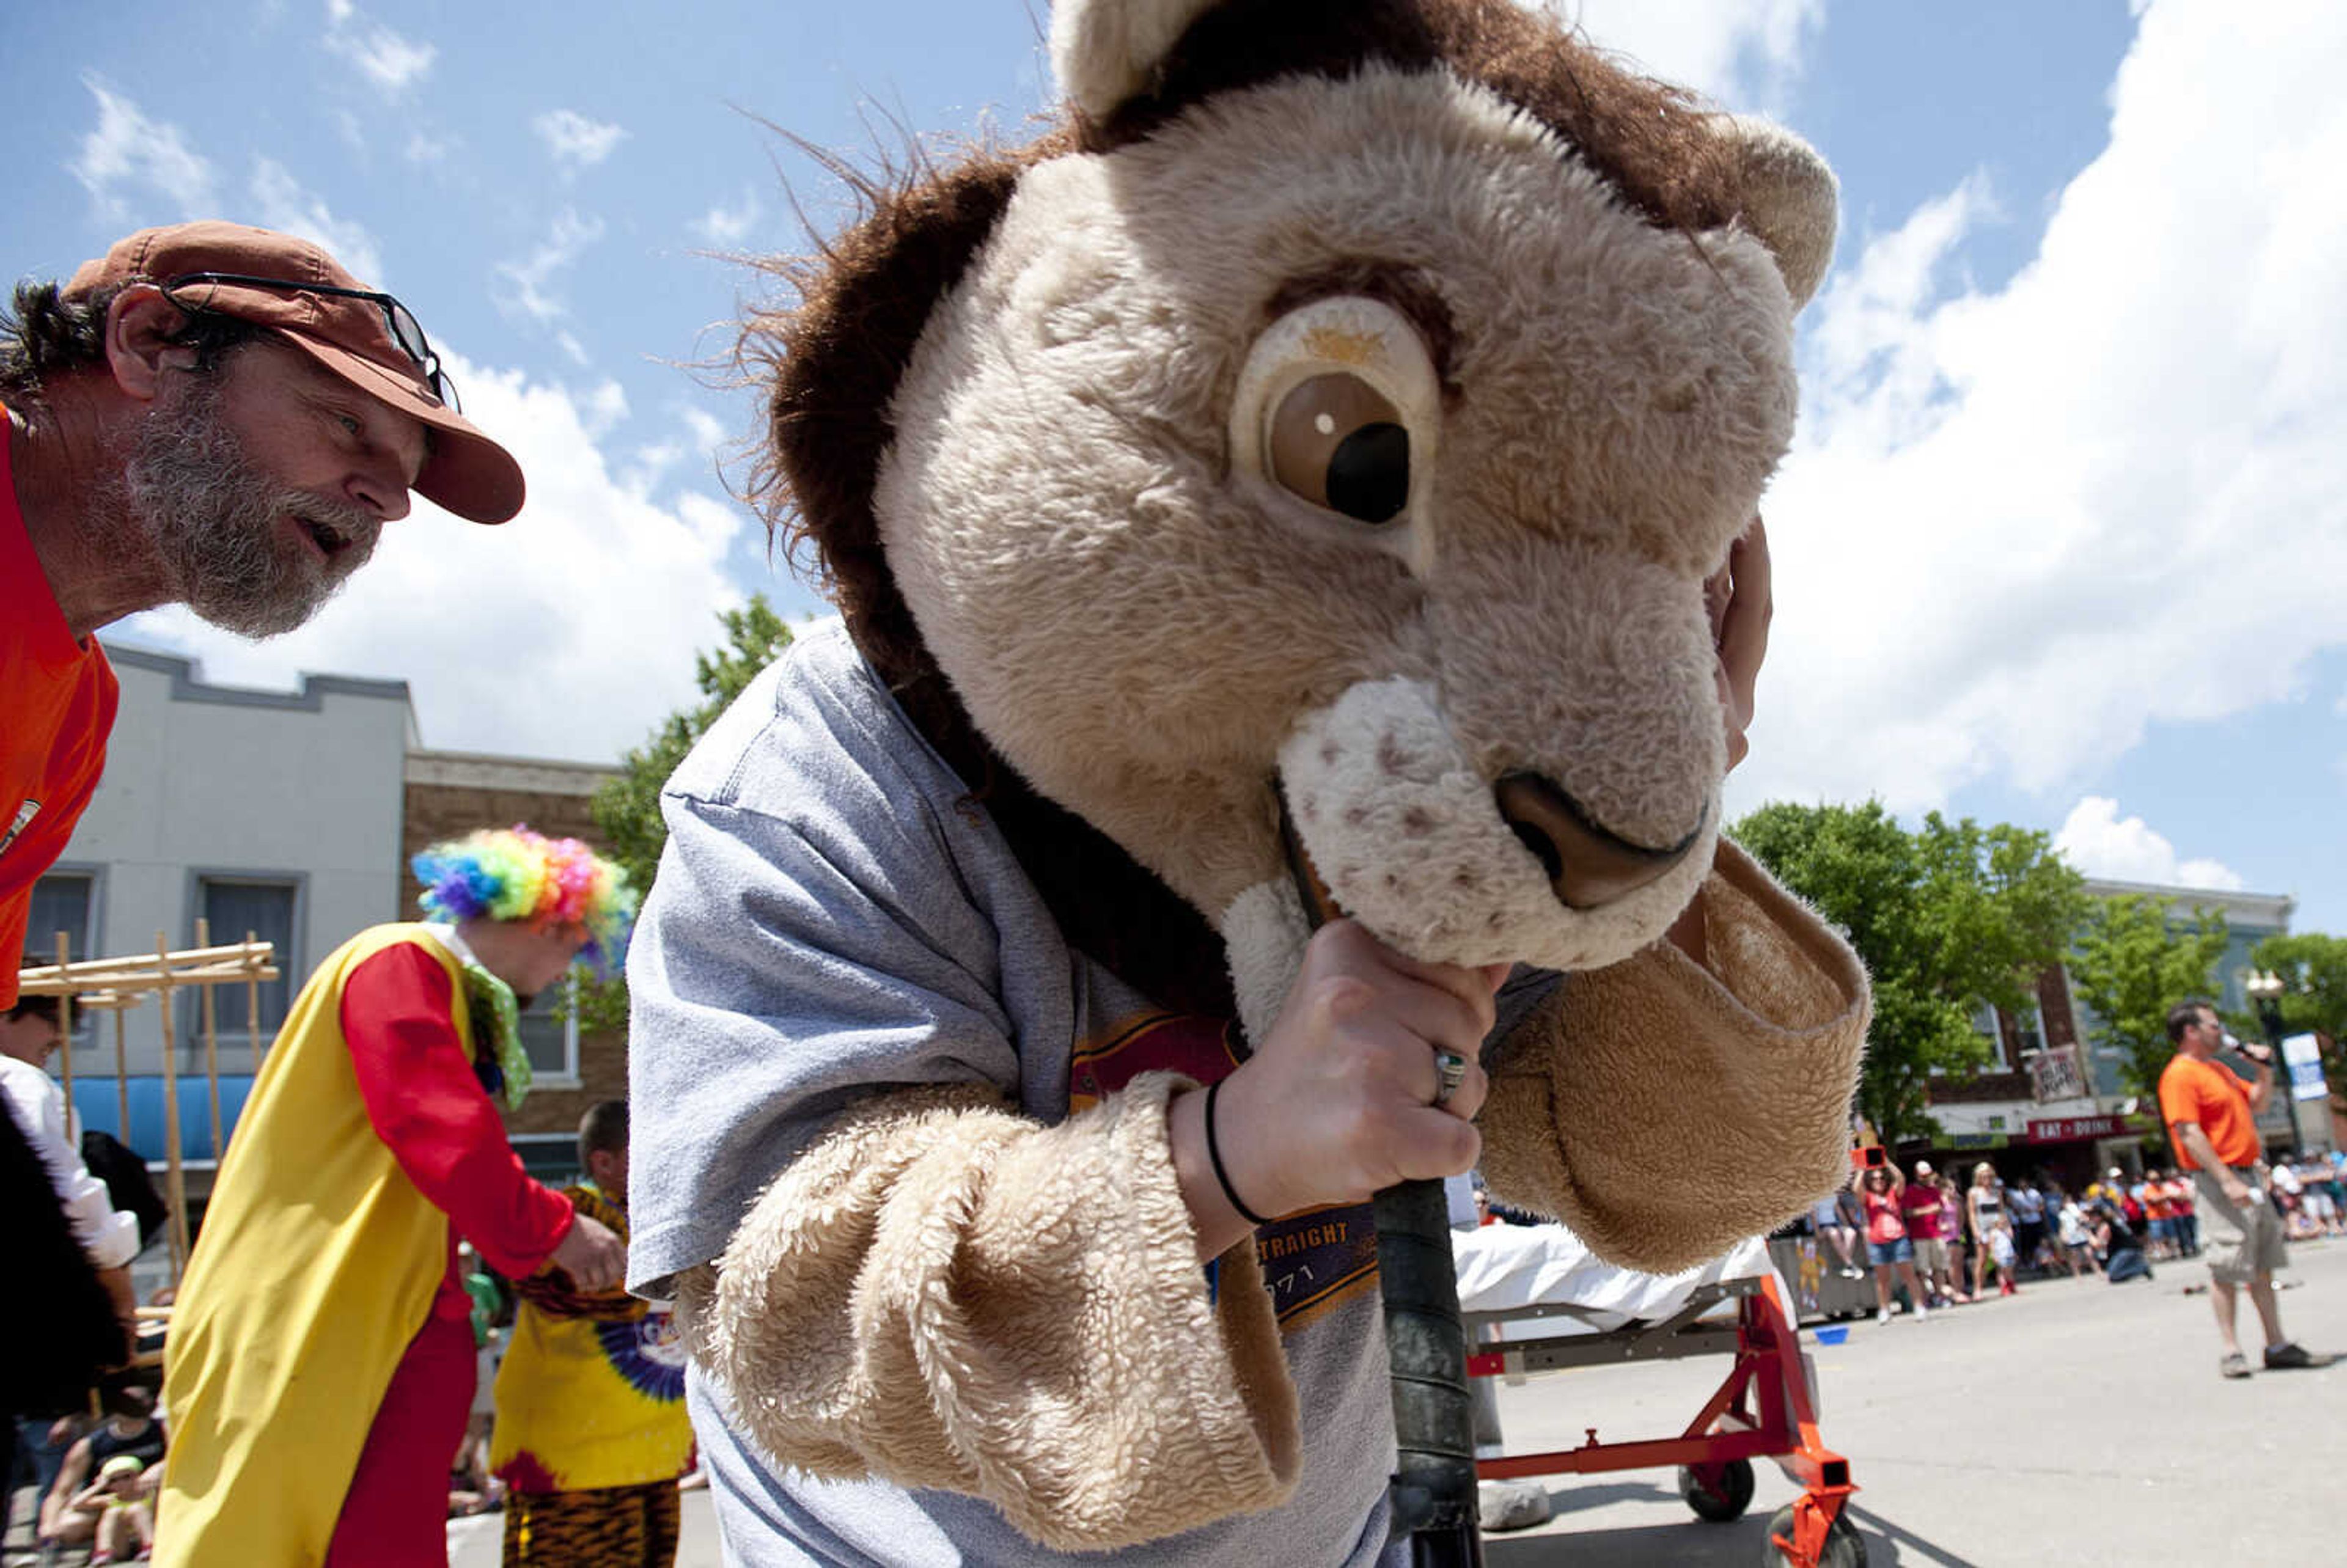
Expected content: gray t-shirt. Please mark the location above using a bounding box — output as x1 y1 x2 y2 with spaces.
629 624 1405 1566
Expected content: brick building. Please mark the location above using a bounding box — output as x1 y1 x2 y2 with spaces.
1909 878 2323 1187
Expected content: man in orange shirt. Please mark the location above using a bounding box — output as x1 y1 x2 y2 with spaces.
2156 998 2329 1378
2 222 524 1007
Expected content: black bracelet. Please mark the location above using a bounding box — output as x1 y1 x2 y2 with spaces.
1205 1078 1272 1228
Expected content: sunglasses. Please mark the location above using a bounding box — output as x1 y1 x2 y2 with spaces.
163 271 460 413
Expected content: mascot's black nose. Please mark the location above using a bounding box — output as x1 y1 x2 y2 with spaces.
1494 772 1702 910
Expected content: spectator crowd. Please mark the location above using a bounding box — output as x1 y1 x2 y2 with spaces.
1784 1148 2347 1313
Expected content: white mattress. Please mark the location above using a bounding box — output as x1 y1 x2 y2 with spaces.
1452 1222 1778 1338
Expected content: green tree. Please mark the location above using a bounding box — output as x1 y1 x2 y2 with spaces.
1731 801 2088 1146
2063 894 2231 1096
2250 932 2347 1039
576 596 796 1031
2250 930 2347 1115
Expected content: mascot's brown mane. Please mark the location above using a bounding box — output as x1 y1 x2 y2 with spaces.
738 0 1749 1017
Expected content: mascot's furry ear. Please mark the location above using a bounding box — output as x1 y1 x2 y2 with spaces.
1052 1 1840 311
1051 0 1225 117
1716 115 1838 309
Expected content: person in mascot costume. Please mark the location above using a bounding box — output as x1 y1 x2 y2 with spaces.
628 2 1873 1563
156 827 634 1567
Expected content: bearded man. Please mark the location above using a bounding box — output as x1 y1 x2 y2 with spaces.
0 221 523 1004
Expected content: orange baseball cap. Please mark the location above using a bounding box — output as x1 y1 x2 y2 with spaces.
65 221 525 524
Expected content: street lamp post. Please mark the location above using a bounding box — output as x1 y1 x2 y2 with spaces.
2244 970 2300 1159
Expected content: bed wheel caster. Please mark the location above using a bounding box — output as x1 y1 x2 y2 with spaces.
1678 1457 1754 1522
1765 1500 1865 1567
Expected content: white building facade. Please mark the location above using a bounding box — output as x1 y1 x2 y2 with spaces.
29 646 414 1157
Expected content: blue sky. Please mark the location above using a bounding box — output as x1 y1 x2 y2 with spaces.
9 1 2345 935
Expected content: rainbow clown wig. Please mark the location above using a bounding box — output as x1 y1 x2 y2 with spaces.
411 826 637 976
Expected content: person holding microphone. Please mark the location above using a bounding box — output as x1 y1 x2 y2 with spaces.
2156 998 2330 1379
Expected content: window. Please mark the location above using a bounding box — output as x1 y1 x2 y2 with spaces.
1971 1002 2006 1071
197 878 298 1038
2012 998 2048 1058
510 1133 582 1185
26 871 98 1041
26 871 97 965
517 975 579 1083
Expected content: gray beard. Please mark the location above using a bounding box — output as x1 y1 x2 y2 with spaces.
117 376 381 638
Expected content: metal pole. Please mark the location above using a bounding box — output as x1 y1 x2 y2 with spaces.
1375 1179 1486 1567
2255 995 2301 1160
156 932 190 1280
1277 793 1483 1564
196 917 223 1160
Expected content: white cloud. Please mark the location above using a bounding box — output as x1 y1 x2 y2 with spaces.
680 406 728 456
2054 798 2246 892
405 130 456 165
624 439 686 492
249 159 385 284
692 191 762 246
1549 0 1823 108
323 0 436 95
534 109 628 173
71 78 219 221
1730 0 2347 817
624 406 734 494
496 210 606 327
578 378 628 441
111 351 752 764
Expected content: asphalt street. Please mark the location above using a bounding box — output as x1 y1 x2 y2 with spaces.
444 1239 2345 1566
1480 1236 2347 1566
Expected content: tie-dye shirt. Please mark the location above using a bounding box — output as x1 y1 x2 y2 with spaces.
490 1182 694 1493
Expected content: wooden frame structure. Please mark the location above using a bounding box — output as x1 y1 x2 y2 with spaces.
16 924 278 1283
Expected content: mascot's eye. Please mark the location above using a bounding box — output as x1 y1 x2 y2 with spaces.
1268 375 1409 523
1230 293 1442 543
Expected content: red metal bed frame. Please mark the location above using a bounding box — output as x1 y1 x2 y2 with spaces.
1466 1272 1864 1567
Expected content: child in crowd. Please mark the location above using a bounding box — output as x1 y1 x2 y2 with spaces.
490 1101 695 1566
53 1454 158 1564
1967 1165 2018 1299
2056 1191 2096 1277
37 1385 166 1560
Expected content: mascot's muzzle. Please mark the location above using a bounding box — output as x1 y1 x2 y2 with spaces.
1493 772 1702 909
1273 676 1715 968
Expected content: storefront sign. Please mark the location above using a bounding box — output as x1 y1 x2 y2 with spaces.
2024 1112 2159 1144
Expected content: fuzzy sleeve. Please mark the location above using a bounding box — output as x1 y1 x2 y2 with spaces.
1475 837 1869 1273
676 1073 1299 1553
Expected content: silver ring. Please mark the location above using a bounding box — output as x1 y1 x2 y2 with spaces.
1432 1049 1470 1109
